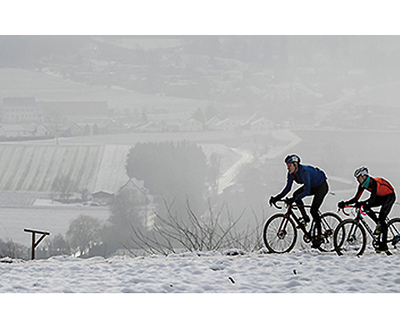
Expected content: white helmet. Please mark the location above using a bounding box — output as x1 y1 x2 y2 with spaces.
354 166 368 178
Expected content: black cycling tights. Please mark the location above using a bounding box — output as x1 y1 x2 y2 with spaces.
293 180 329 236
364 193 396 247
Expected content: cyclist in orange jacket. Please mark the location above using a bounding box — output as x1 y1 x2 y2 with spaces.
338 166 396 254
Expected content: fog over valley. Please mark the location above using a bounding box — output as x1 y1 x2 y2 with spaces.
0 35 400 259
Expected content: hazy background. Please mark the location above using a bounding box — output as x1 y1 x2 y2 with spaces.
1 35 400 254
2 2 400 326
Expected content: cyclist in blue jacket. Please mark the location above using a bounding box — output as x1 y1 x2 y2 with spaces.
269 154 329 248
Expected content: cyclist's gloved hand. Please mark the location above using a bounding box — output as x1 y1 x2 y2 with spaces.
359 201 367 207
355 201 365 209
269 196 280 206
286 197 296 205
338 201 346 209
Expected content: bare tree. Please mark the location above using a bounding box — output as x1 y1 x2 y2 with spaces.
51 174 76 202
0 238 28 259
46 233 71 256
79 187 90 202
66 215 102 257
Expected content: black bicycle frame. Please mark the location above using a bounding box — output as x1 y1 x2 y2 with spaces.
350 208 388 245
282 204 313 240
356 211 375 237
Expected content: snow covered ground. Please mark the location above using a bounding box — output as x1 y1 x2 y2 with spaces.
1 248 398 328
2 248 400 293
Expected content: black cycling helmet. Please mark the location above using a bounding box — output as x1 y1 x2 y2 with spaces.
354 166 368 178
284 154 301 164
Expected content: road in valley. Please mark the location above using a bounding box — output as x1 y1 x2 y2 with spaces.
217 148 254 194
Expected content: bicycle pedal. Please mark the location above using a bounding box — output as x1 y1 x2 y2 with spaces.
296 222 307 229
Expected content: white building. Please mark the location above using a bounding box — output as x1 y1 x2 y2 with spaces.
1 97 43 124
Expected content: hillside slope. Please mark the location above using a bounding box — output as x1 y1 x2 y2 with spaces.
0 144 130 193
0 68 209 112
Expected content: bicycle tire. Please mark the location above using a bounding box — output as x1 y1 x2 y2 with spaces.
263 213 297 253
334 219 366 256
318 212 342 252
387 218 400 252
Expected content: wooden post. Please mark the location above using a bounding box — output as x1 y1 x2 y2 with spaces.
24 229 50 260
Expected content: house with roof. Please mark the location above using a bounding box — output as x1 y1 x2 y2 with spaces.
135 121 163 133
241 111 262 128
179 118 204 132
158 118 185 132
214 117 242 131
92 177 149 205
91 191 114 204
77 123 99 135
24 123 51 137
116 178 148 202
79 119 120 135
55 123 85 137
206 116 223 130
0 124 26 138
97 119 120 134
0 123 51 139
248 117 274 131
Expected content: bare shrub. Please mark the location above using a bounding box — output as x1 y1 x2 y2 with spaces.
51 174 76 202
46 233 71 256
0 238 28 259
127 198 264 256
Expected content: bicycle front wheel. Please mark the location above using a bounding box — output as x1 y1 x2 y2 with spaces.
263 214 297 253
318 212 342 252
334 219 366 256
387 218 400 253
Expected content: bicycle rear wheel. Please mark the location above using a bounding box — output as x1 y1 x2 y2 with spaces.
334 219 366 256
387 218 400 253
318 212 342 252
263 214 297 253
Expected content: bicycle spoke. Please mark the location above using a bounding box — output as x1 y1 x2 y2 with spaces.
387 218 400 254
334 219 366 256
318 212 342 252
263 214 297 253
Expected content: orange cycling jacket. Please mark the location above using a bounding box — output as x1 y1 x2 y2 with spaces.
347 176 395 206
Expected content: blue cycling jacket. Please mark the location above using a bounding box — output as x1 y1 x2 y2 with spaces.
277 164 327 201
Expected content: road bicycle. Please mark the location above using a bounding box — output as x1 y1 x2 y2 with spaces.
263 198 342 253
333 205 400 256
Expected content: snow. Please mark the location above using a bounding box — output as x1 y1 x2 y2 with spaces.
2 248 400 293
0 144 131 193
1 248 399 329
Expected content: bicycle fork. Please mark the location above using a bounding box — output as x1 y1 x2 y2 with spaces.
388 224 400 248
277 213 291 239
346 220 363 245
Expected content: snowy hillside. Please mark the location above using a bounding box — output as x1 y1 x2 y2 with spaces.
1 248 400 293
0 144 130 193
1 248 398 329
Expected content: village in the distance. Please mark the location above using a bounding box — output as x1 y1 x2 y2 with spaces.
1 35 400 259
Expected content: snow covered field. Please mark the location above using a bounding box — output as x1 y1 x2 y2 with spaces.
2 248 400 293
0 205 110 245
2 248 398 328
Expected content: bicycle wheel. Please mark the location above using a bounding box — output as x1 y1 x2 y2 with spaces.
318 212 342 252
334 219 366 256
263 214 297 253
387 218 400 253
